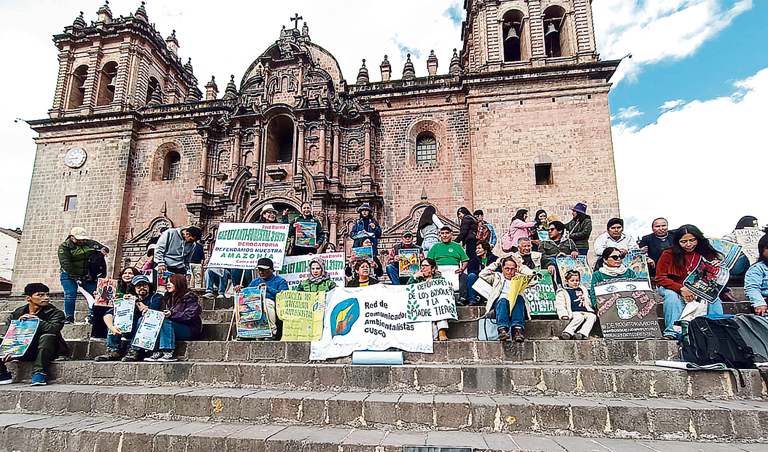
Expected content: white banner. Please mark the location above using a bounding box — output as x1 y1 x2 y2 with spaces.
405 278 457 322
131 309 165 350
208 223 290 270
278 252 346 290
310 285 433 360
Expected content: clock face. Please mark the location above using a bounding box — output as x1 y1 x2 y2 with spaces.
65 147 87 168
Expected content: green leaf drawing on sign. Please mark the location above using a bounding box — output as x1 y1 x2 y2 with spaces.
407 298 420 322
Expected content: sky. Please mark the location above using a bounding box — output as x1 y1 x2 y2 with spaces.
0 0 765 241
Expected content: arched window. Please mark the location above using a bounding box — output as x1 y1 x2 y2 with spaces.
543 6 569 58
146 77 161 105
68 65 89 109
416 133 437 164
266 116 294 163
163 151 181 180
502 10 525 62
96 62 118 106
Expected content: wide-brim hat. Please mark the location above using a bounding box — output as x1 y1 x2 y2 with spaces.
357 203 373 213
70 227 89 240
571 203 588 214
261 204 278 214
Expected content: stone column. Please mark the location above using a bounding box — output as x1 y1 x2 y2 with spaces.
231 124 242 175
318 114 327 176
199 131 209 190
51 51 73 116
297 117 306 169
84 46 104 112
328 212 338 248
331 123 340 180
363 117 372 178
252 125 261 169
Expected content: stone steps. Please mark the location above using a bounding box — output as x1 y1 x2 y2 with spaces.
9 361 765 400
65 338 681 366
1 384 767 441
5 413 764 452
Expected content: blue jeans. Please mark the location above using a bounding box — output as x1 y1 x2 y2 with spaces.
206 268 230 294
60 271 96 318
466 273 479 304
494 295 526 329
106 307 143 350
658 286 724 338
731 254 750 277
578 249 589 256
386 264 404 285
230 269 253 287
131 319 196 352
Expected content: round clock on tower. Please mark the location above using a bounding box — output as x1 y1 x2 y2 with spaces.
64 147 87 168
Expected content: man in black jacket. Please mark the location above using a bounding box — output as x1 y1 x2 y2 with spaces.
0 283 68 386
638 217 675 277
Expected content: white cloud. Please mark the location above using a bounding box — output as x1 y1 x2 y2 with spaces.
611 106 644 121
659 99 685 111
613 67 768 238
593 0 753 85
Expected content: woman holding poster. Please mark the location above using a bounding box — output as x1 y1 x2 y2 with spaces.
297 257 337 292
345 238 383 279
145 274 202 361
588 247 638 307
407 258 450 341
656 225 724 340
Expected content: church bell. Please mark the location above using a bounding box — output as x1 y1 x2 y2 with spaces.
505 25 519 43
545 23 559 37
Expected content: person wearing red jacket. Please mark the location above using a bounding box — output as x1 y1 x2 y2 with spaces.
655 224 724 340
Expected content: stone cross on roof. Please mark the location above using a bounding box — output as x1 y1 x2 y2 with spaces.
290 14 303 29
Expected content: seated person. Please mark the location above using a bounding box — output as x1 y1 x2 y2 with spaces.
539 221 579 284
745 230 768 316
345 238 384 280
347 259 379 287
462 240 498 306
724 216 760 277
655 225 724 340
297 257 337 292
556 270 595 340
94 274 163 361
386 232 423 285
235 258 289 339
122 275 202 362
0 283 68 386
478 257 527 342
427 226 469 283
512 237 542 273
407 258 449 341
589 247 637 307
202 267 230 299
593 218 639 268
638 217 674 277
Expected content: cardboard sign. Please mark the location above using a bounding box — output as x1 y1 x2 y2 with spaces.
277 252 346 291
0 318 39 358
522 270 557 315
276 290 326 341
236 286 272 338
295 222 317 247
351 246 373 263
113 295 136 333
398 249 420 278
437 265 461 291
594 278 661 340
684 258 730 303
405 278 457 322
209 222 290 270
131 309 165 350
96 278 118 307
622 251 650 282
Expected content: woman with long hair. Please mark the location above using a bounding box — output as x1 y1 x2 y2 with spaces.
655 224 724 339
117 266 141 296
416 205 444 254
565 203 592 255
504 209 537 253
456 207 479 260
529 209 548 251
145 274 202 361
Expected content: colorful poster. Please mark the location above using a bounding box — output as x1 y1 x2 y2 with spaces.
96 278 118 307
309 285 433 361
0 318 39 358
350 246 373 263
398 249 420 278
708 238 743 270
295 222 317 247
131 309 165 350
405 278 457 322
522 270 557 315
277 252 346 291
622 251 651 282
731 229 762 264
276 290 326 341
556 256 592 288
437 265 461 291
594 278 661 340
113 295 136 333
684 258 730 303
537 230 549 242
237 286 272 338
208 222 290 270
154 271 173 295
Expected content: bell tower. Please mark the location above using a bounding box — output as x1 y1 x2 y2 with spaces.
461 0 599 73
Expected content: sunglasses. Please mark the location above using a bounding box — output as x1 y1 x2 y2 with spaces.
548 227 556 231
607 254 622 260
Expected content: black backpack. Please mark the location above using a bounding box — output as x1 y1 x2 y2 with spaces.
680 316 755 386
84 249 107 283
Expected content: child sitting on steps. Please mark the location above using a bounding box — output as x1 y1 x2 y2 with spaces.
556 270 596 340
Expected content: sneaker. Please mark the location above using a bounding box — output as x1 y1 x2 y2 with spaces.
94 350 123 362
0 372 12 385
573 333 586 340
144 351 164 362
202 292 215 299
30 372 47 386
216 294 225 299
121 349 141 362
512 327 525 343
157 351 177 362
63 316 75 325
84 314 93 325
560 332 572 340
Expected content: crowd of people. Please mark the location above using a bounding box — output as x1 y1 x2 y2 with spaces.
3 201 767 386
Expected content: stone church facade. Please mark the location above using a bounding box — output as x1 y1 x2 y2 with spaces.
14 0 621 291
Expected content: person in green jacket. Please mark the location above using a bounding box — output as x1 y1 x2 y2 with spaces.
297 257 337 292
0 283 69 386
589 247 637 307
58 227 109 323
565 203 592 256
407 258 449 341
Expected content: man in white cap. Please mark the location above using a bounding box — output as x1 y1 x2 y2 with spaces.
58 227 109 324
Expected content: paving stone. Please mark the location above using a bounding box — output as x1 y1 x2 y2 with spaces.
511 435 567 451
225 424 287 451
434 394 471 428
552 436 612 451
363 392 402 425
151 421 214 452
240 390 283 422
326 392 366 426
427 431 487 448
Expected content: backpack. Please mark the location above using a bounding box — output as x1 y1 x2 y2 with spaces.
501 229 515 253
732 314 768 363
477 309 498 341
477 221 491 243
84 248 107 283
679 315 755 386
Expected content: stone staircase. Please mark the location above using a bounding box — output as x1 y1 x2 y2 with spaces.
1 287 767 451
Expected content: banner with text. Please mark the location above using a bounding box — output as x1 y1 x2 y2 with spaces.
131 309 165 350
208 222 290 270
732 229 762 263
309 285 433 360
522 270 557 315
405 278 457 322
276 290 326 341
113 295 136 333
594 278 661 340
277 252 346 291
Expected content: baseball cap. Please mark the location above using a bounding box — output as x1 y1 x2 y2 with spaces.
257 258 274 270
70 227 89 240
132 275 151 286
